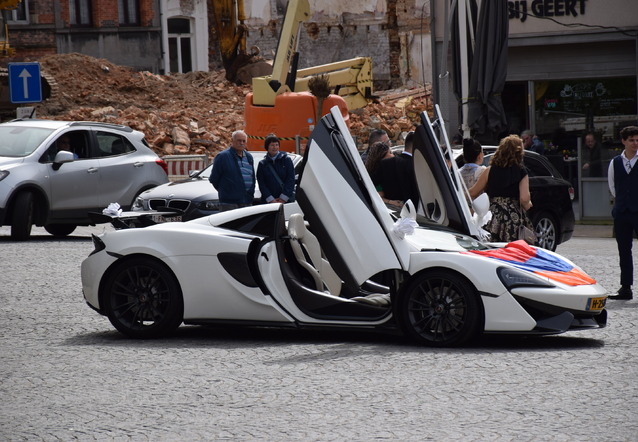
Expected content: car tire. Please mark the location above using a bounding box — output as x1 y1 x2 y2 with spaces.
533 212 558 251
11 192 34 241
397 269 483 347
104 257 184 339
44 224 76 237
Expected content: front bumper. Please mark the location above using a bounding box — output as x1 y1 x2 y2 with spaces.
514 294 607 334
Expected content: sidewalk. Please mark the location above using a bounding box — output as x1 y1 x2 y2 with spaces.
572 223 613 238
571 200 613 238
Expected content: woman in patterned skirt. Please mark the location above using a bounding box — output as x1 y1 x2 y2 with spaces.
469 134 534 242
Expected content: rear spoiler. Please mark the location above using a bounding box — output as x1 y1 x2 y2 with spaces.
88 209 184 229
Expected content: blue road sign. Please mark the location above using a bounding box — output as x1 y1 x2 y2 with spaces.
8 62 43 104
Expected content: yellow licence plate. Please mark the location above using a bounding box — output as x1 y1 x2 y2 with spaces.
586 297 607 311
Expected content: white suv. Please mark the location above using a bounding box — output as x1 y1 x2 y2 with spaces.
0 120 169 240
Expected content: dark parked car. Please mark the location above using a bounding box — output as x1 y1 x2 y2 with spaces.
458 148 575 251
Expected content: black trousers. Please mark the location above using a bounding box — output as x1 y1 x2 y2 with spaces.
613 210 638 287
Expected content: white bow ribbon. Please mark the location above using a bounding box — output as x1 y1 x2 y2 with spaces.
102 202 122 217
392 216 418 239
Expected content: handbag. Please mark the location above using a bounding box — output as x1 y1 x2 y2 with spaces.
518 202 537 244
518 224 537 245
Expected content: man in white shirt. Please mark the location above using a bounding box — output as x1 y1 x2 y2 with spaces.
607 125 638 300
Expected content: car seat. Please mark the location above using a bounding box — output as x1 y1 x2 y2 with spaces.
287 213 342 295
111 139 127 155
287 213 391 306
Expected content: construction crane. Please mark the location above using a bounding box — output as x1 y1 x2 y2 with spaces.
245 0 374 152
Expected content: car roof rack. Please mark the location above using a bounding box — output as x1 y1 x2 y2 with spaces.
69 121 133 132
7 118 55 123
4 119 133 133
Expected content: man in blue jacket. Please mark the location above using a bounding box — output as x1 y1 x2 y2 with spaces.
209 130 255 211
608 125 638 300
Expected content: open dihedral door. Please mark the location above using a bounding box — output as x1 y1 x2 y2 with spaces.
294 107 411 292
412 105 484 239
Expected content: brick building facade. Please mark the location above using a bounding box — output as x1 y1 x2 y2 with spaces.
5 0 431 91
5 0 162 72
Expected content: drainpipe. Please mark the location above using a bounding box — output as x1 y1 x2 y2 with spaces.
430 0 438 105
159 0 167 75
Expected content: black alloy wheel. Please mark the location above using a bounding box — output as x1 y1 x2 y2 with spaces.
104 257 184 338
397 269 482 347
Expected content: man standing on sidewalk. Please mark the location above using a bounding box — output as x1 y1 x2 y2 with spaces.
607 125 638 300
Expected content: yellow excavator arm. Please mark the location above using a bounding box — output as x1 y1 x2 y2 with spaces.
251 0 373 110
212 0 247 65
293 57 373 110
251 0 310 106
245 0 374 152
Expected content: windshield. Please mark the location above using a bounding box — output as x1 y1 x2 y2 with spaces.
0 126 55 158
197 163 214 179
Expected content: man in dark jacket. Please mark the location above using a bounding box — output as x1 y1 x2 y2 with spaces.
608 125 638 300
376 131 419 209
360 129 390 164
256 134 295 204
209 130 255 211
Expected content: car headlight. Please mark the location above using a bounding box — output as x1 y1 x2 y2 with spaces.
497 266 555 289
131 197 145 210
196 200 220 211
0 170 9 182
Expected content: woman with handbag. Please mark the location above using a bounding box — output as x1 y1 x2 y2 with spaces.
256 134 296 204
469 134 535 243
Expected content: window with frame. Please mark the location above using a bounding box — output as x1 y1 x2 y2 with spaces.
95 132 136 157
69 0 92 26
7 1 29 24
118 0 139 25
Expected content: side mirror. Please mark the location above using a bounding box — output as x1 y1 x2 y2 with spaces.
52 150 75 170
471 193 490 219
400 199 417 220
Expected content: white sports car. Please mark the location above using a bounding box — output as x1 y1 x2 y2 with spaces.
81 107 608 346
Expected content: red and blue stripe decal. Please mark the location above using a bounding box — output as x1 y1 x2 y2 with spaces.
464 240 596 286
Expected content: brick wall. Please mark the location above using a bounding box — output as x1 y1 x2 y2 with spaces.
9 29 56 57
4 0 56 62
6 0 161 71
139 0 157 27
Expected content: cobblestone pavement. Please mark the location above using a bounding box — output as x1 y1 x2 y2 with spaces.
1 226 636 441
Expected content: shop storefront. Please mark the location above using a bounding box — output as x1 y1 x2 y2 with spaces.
531 77 635 218
434 0 638 221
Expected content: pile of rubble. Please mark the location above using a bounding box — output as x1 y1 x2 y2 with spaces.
36 53 432 158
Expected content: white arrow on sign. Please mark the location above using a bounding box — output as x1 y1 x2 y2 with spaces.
19 68 32 99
